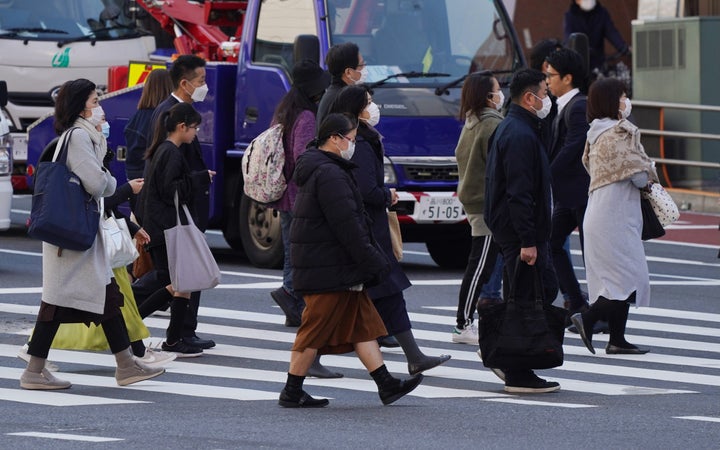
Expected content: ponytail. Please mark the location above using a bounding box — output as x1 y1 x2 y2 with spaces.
143 102 201 160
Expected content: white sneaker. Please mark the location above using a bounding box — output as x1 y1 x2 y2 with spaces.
17 344 60 372
451 325 478 344
138 348 177 368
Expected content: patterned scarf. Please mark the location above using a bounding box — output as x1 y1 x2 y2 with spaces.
583 119 658 193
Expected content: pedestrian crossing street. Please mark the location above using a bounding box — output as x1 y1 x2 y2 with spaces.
1 301 719 410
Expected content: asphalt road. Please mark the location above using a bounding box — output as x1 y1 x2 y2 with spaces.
1 195 719 449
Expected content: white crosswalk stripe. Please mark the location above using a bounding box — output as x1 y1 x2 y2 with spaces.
1 301 718 409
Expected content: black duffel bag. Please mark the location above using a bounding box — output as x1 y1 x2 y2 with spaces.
478 258 567 370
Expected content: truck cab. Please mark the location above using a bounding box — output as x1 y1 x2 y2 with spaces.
0 0 156 193
0 81 12 231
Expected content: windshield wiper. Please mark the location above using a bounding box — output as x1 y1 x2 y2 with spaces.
434 69 516 96
6 27 68 35
367 71 451 89
57 24 142 47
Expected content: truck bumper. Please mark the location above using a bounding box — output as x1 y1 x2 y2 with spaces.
392 191 468 241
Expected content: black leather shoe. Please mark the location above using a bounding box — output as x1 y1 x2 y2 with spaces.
570 313 595 354
408 354 451 375
379 374 424 405
605 344 650 355
183 336 216 349
278 389 329 408
378 335 400 348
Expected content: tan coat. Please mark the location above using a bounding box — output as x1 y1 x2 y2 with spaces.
41 118 116 314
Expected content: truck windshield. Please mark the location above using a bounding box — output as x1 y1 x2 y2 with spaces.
326 0 521 85
0 0 142 41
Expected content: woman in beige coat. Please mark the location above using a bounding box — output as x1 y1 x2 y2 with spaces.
21 79 164 390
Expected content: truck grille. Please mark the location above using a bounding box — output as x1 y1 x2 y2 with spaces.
402 165 459 182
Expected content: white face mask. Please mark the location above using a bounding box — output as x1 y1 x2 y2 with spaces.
353 66 368 85
490 91 505 111
191 83 209 102
101 121 110 138
579 0 596 11
87 105 104 126
337 136 356 160
364 102 381 126
620 97 632 119
531 93 552 119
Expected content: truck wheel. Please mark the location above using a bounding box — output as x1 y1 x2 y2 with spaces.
426 239 471 269
238 194 284 268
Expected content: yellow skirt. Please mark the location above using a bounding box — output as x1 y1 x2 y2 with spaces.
50 268 150 351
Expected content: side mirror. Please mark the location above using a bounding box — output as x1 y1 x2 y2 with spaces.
0 81 7 108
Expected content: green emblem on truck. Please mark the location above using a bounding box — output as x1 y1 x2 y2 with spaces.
52 48 70 68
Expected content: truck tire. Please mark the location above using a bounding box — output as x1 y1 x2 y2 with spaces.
238 194 284 269
426 239 471 269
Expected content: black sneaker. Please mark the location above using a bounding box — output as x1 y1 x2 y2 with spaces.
504 374 560 393
278 388 329 408
161 340 203 358
378 374 424 405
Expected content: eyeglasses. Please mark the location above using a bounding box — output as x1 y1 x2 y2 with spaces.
186 125 200 132
336 133 356 143
545 71 560 79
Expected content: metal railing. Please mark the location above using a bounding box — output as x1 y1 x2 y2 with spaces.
633 99 720 171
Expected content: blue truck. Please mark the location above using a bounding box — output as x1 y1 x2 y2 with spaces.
26 0 525 268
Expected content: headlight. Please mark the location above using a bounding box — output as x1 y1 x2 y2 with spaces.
383 155 397 185
0 134 11 176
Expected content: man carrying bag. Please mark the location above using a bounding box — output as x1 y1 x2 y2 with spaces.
484 69 563 393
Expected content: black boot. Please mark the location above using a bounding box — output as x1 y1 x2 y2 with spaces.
571 297 613 354
370 364 424 405
605 299 649 354
278 373 329 408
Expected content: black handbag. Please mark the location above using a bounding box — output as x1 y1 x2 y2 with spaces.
640 196 665 241
28 128 101 251
478 259 567 370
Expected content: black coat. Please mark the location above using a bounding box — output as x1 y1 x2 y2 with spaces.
290 148 390 294
150 96 211 231
548 93 590 209
485 104 553 247
104 181 141 238
123 108 155 180
315 81 344 131
351 125 411 298
140 140 194 249
564 1 628 72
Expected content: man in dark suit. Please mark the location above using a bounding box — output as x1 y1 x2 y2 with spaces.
544 48 592 318
135 55 216 355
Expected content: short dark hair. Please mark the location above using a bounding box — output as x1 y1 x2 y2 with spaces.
169 55 206 88
587 78 626 121
53 78 96 135
529 38 562 71
315 113 358 146
545 48 586 91
328 85 370 119
325 42 360 77
509 69 546 102
459 71 495 119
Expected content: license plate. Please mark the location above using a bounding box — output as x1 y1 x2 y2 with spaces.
416 196 464 222
12 135 27 161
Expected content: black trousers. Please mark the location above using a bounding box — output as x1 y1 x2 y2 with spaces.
549 204 586 308
28 312 129 359
456 235 500 328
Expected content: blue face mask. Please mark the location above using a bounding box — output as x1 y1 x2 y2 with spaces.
101 121 110 139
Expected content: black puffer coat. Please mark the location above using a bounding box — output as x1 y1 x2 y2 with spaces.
290 148 390 294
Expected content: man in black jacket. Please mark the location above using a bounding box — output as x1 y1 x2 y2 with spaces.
315 42 366 127
135 55 216 355
484 69 560 394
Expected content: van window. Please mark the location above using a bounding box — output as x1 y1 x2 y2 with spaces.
254 0 317 72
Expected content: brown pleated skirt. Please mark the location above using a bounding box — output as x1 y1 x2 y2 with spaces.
292 290 387 355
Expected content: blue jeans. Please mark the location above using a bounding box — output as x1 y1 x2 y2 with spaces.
480 254 503 299
280 210 295 295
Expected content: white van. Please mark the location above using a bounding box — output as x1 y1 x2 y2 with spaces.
0 81 12 230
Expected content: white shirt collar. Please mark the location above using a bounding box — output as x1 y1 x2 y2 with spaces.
171 93 185 103
556 88 580 114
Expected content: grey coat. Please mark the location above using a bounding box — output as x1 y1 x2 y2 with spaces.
41 118 117 314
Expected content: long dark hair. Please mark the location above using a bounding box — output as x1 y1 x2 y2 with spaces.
587 78 625 121
272 87 317 139
329 85 380 148
53 78 96 135
459 71 495 120
137 69 173 109
310 113 358 148
144 102 201 160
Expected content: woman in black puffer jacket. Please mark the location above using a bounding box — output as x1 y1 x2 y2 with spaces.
278 113 424 409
